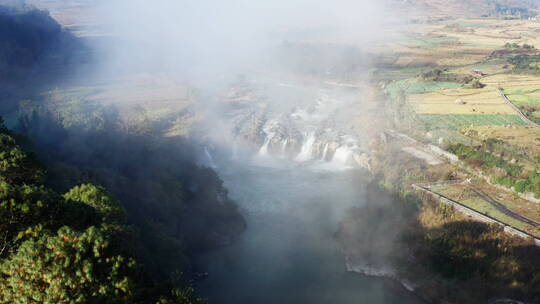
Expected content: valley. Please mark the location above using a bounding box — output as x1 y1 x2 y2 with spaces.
2 0 540 304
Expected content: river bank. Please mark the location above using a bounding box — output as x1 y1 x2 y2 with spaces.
337 140 540 304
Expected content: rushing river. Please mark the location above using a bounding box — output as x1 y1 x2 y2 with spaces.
195 157 422 304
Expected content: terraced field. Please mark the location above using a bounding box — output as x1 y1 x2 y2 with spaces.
385 18 540 138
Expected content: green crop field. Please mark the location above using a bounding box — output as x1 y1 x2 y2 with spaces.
386 78 463 99
419 114 527 130
507 94 540 105
402 35 459 48
504 88 540 95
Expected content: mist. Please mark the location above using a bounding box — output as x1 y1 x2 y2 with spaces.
81 1 421 303
0 0 423 303
5 0 540 303
93 0 394 84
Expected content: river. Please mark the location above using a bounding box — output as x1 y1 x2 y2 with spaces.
195 157 422 304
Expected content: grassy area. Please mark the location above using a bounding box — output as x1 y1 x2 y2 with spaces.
419 114 527 129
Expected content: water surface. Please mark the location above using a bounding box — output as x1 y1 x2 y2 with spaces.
196 159 422 304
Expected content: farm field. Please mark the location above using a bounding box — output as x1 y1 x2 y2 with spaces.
431 18 540 48
448 59 510 75
483 74 540 94
482 74 540 123
419 114 527 129
384 19 540 147
407 87 516 114
430 183 540 237
386 78 463 98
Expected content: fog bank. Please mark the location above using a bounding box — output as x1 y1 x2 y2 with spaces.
95 0 395 83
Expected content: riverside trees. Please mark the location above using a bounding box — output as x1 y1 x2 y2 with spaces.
0 120 200 304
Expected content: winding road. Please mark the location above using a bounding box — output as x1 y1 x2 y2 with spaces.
497 88 540 128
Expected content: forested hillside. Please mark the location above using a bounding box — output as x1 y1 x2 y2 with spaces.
0 119 203 303
0 3 246 303
0 3 84 114
0 48 246 304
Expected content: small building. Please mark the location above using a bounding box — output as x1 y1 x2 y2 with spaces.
472 69 487 76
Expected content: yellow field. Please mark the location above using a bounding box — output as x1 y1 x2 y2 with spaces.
439 32 508 48
436 56 483 66
482 74 540 90
449 61 510 75
407 87 516 114
433 19 540 48
460 125 540 156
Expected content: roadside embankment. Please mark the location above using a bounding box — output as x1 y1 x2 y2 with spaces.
413 182 540 245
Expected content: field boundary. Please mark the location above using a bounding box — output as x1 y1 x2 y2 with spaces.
497 88 540 127
413 182 540 246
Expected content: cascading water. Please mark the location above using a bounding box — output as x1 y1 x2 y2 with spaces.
197 73 419 304
332 145 354 165
280 139 289 158
322 143 330 161
222 75 371 170
295 132 316 161
259 137 272 156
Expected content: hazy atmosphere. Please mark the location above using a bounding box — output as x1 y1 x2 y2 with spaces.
1 0 540 303
95 0 392 77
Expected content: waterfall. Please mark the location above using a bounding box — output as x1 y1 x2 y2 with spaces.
332 145 353 165
204 147 217 168
296 132 316 162
322 143 329 161
259 137 271 156
281 139 289 157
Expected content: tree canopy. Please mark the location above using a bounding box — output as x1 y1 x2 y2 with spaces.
0 119 201 304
